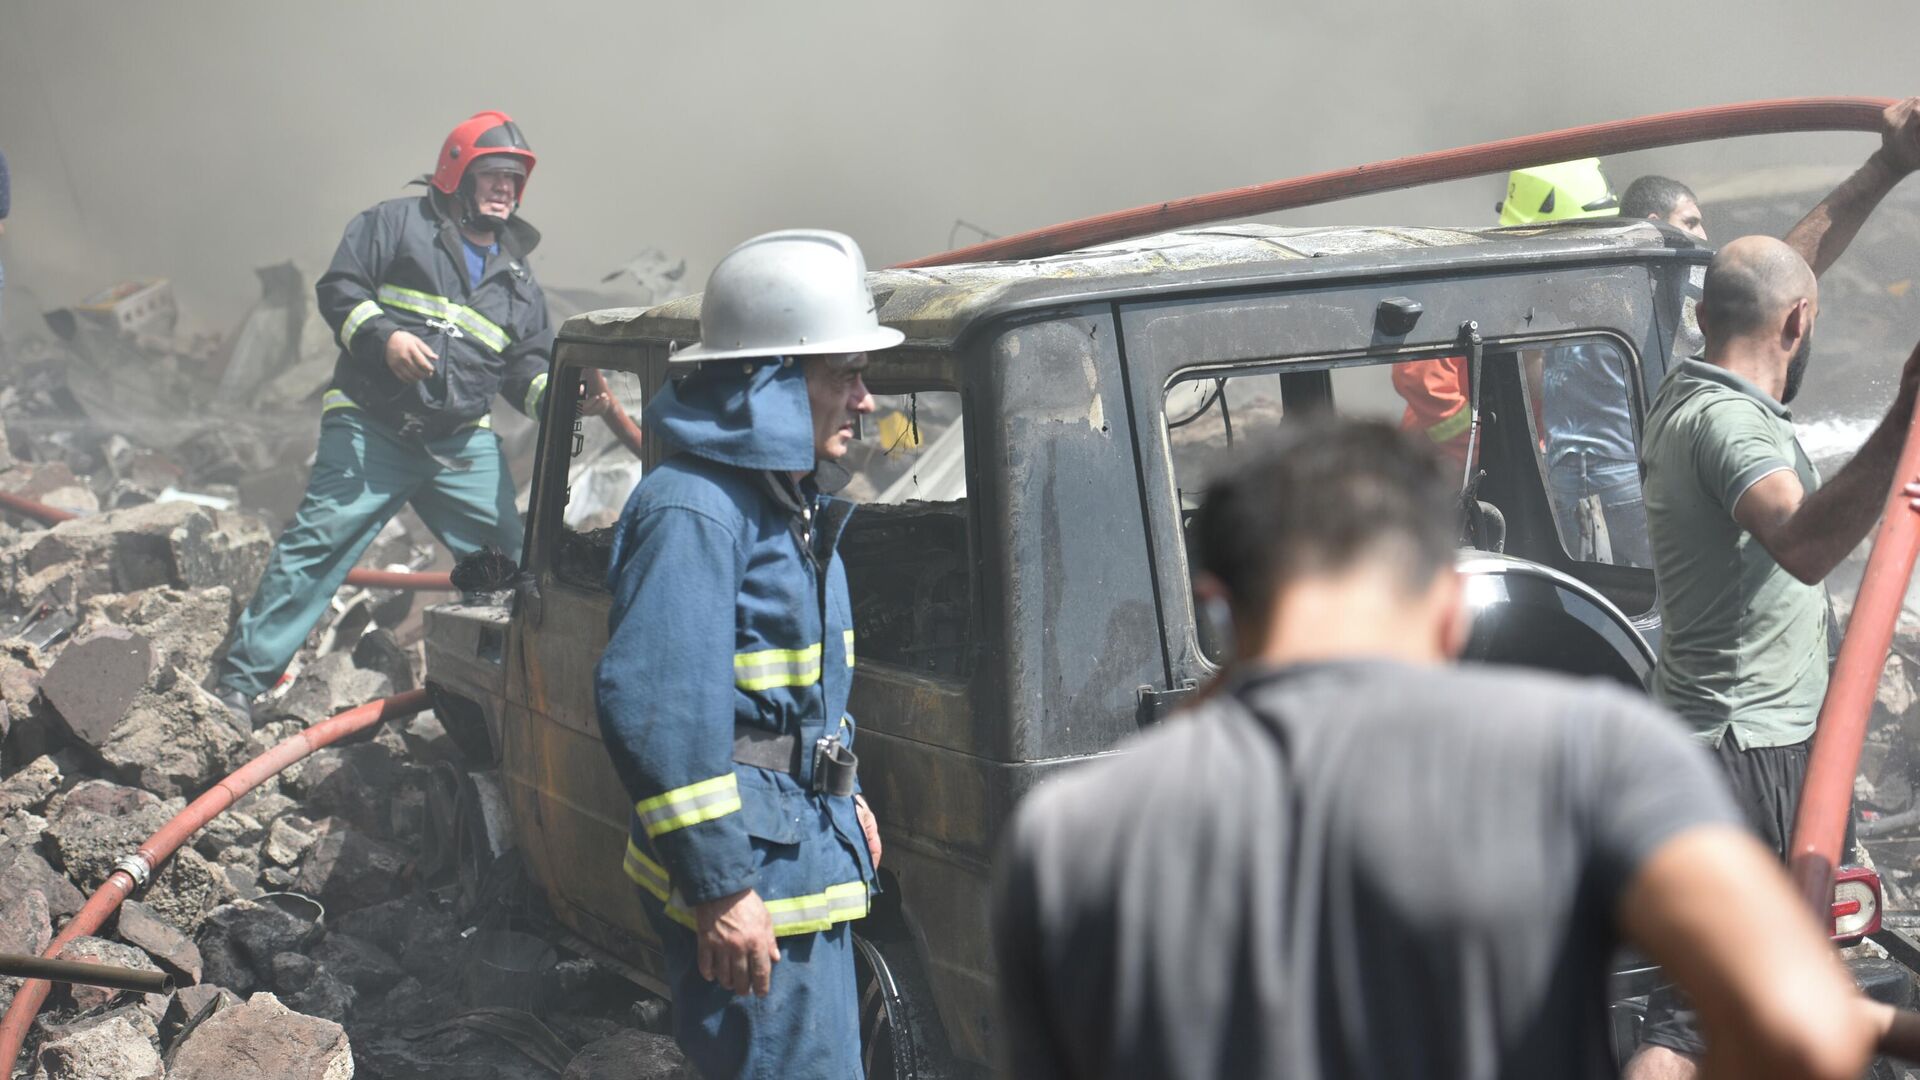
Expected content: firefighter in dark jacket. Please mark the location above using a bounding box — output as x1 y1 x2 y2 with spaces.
215 111 566 723
596 230 893 1078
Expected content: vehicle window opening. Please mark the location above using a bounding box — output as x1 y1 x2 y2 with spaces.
1165 338 1653 663
552 364 648 590
838 388 973 679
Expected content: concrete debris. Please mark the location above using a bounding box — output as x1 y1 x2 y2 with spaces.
39 627 157 748
0 840 87 921
2 501 270 614
116 899 205 985
0 754 62 817
54 936 164 1012
0 269 673 1070
32 1012 165 1080
0 887 53 1013
166 992 354 1080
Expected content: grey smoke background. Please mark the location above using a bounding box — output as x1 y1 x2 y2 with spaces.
0 0 1916 327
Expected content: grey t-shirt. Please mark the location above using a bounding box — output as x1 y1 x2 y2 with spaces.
992 659 1740 1080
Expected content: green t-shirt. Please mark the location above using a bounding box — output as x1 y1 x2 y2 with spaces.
1641 359 1826 748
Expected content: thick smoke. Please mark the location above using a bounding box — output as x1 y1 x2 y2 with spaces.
1 0 1915 328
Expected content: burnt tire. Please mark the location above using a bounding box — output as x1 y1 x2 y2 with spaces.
854 932 960 1080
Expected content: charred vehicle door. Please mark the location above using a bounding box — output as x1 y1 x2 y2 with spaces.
1116 254 1688 694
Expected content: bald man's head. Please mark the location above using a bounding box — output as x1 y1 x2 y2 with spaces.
1699 236 1816 346
1698 236 1819 403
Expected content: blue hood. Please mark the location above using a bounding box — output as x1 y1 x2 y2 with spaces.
646 359 816 472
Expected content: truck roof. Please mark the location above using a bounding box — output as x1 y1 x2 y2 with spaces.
558 219 1693 350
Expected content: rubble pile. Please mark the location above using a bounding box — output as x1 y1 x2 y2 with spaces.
0 276 679 1077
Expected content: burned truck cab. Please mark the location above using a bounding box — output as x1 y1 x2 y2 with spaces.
425 220 1706 1076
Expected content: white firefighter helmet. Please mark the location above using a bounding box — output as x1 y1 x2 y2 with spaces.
671 229 904 363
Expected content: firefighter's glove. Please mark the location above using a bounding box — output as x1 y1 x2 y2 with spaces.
694 888 780 997
385 330 439 384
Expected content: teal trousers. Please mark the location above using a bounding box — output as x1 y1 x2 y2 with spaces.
217 408 521 698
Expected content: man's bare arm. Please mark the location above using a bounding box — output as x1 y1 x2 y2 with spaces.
1784 97 1920 277
1736 341 1920 583
1619 826 1876 1080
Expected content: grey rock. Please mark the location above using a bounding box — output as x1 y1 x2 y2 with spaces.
286 742 411 839
0 754 62 816
158 984 242 1052
0 887 52 1013
56 936 163 1013
351 626 416 692
285 963 355 1024
39 627 156 748
293 824 410 913
193 809 264 859
0 643 46 733
0 840 86 920
264 652 391 730
32 1012 163 1080
80 586 229 688
97 682 249 799
116 899 203 984
2 501 270 613
309 932 403 996
260 866 295 890
268 950 316 993
265 813 317 867
193 899 319 995
561 1029 688 1080
166 992 353 1080
1 810 48 847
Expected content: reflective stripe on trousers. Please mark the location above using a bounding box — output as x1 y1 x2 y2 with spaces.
624 839 869 936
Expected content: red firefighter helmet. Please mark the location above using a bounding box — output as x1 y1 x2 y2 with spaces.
430 111 536 197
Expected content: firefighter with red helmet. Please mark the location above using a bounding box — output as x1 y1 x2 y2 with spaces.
213 111 559 723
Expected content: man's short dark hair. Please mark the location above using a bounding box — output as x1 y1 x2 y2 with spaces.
1193 417 1457 616
1619 175 1696 223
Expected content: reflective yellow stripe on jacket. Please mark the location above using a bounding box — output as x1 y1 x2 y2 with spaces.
374 284 511 352
635 774 741 839
338 300 383 350
735 643 824 692
624 840 869 936
524 372 548 417
1425 406 1472 444
844 629 856 666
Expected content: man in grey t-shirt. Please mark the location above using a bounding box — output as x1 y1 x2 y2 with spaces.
993 418 1886 1080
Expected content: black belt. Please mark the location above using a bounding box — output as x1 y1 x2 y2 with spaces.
732 726 858 797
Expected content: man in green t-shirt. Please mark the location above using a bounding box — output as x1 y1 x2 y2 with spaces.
1629 234 1920 1078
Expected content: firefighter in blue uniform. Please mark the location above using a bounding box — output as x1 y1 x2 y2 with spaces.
215 111 588 724
596 230 893 1078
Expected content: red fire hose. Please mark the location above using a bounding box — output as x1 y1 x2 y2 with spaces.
1789 398 1920 913
0 689 428 1072
586 368 645 457
897 96 1895 267
0 490 454 591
